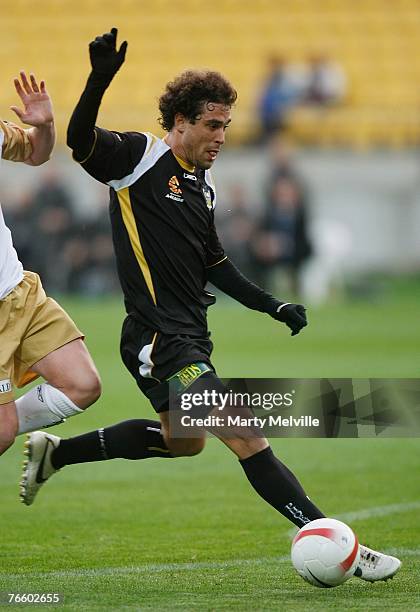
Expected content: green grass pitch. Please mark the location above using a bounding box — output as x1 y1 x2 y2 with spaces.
0 288 419 610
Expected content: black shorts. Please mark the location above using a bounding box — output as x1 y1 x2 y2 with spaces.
120 315 216 412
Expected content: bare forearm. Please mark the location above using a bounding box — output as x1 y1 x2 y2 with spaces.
26 120 55 165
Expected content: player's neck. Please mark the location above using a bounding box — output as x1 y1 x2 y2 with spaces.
164 133 195 172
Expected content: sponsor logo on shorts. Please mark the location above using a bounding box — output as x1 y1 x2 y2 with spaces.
0 379 12 394
176 364 207 388
177 364 203 387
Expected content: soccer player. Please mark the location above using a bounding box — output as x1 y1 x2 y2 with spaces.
0 72 101 458
21 30 400 582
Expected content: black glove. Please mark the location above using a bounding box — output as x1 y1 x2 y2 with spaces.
89 27 127 79
272 303 307 336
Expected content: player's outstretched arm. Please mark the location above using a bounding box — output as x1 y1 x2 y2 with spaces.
9 71 55 166
67 27 127 161
207 257 307 336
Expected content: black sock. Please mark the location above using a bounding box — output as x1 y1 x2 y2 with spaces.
240 446 325 527
52 419 172 469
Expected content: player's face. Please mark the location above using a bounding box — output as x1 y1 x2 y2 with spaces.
181 103 231 170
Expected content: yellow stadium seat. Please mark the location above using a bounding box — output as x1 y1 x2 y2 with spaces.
1 0 418 148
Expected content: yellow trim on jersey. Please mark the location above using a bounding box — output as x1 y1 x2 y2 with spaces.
173 153 195 172
206 255 228 269
117 187 157 305
76 129 98 165
149 331 158 378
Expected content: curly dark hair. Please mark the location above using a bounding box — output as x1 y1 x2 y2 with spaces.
158 70 237 131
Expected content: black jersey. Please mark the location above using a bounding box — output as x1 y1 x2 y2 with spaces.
80 128 226 334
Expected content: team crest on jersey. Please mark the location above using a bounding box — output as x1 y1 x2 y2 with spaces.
169 176 182 195
166 176 184 202
202 184 213 210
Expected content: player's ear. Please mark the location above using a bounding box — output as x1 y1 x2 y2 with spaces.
174 113 186 133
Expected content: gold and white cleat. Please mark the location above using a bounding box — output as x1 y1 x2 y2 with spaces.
20 431 61 506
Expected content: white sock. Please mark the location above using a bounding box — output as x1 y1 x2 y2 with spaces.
16 383 83 435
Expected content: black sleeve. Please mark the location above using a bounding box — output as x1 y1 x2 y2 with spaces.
207 257 283 315
78 128 147 184
205 217 226 268
67 71 147 184
67 71 109 161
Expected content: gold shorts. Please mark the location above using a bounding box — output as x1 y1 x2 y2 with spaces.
0 271 83 405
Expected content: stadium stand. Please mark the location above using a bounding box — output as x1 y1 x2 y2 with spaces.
0 0 418 147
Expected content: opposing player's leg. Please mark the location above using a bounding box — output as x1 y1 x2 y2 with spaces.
0 280 21 454
31 338 101 409
11 272 101 435
15 339 101 435
0 400 18 455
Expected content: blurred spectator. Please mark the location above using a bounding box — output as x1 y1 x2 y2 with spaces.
251 173 312 296
34 197 75 291
63 215 119 295
217 184 256 278
1 190 37 268
62 234 92 293
249 228 283 289
2 167 118 296
257 56 304 142
268 136 302 182
31 165 74 213
304 53 347 106
215 140 313 296
301 218 353 304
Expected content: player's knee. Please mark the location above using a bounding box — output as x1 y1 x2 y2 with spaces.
182 437 206 457
79 370 102 408
168 437 206 457
66 368 102 409
89 371 102 404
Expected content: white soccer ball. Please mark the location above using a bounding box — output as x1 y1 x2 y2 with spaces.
291 518 360 588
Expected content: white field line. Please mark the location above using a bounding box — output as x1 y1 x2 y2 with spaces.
287 500 420 539
385 548 420 557
0 556 290 581
1 548 419 582
337 501 420 523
